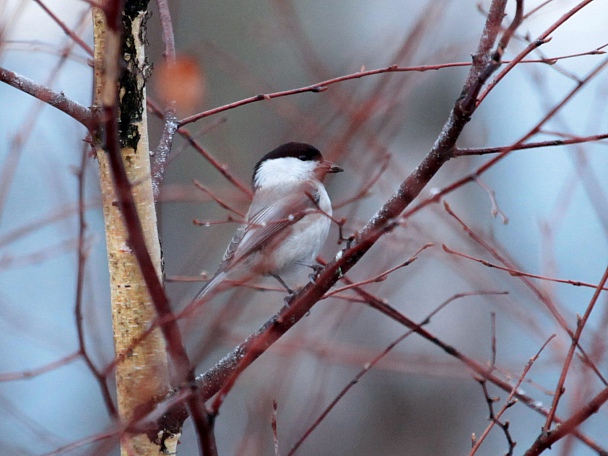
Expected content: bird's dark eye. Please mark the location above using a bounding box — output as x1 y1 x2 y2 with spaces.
299 155 307 160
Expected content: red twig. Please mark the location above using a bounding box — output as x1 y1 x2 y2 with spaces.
403 58 608 221
272 400 279 456
469 335 555 456
0 351 80 382
477 0 595 106
524 386 608 456
33 0 93 56
290 290 504 455
324 243 433 297
74 145 117 416
333 153 390 209
443 201 571 332
192 180 246 217
544 265 608 430
177 62 468 127
147 99 252 197
155 0 176 63
192 216 243 228
473 175 509 223
179 126 252 197
453 132 608 157
442 244 608 292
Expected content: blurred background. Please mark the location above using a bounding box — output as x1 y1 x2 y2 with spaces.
1 0 607 454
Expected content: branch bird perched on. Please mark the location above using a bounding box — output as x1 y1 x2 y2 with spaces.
193 142 343 304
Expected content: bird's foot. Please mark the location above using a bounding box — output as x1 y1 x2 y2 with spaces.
297 261 323 284
283 291 296 306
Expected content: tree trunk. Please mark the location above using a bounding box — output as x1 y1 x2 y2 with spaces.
92 3 173 455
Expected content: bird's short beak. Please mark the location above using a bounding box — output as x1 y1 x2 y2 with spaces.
324 160 343 173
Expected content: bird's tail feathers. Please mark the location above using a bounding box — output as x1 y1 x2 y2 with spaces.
192 270 227 305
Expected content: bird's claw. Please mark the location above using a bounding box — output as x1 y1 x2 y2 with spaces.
283 291 296 306
304 263 323 284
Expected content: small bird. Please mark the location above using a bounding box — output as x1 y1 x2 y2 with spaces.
193 142 343 303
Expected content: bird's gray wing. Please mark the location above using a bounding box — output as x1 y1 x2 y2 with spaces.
223 181 321 269
193 181 321 302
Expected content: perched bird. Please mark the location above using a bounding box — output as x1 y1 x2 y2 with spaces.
193 142 343 303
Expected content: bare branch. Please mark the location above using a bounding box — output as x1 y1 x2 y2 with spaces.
33 0 94 56
470 335 555 456
454 132 608 157
0 66 94 129
290 290 504 455
74 145 117 417
0 352 80 382
544 265 608 430
477 0 595 105
524 386 608 456
192 180 246 217
150 0 178 199
442 244 608 292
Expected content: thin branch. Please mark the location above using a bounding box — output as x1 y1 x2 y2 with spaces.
523 0 555 20
33 0 93 55
454 132 608 156
442 244 608 292
150 0 178 199
272 400 279 456
289 290 502 455
404 58 608 220
155 0 176 63
152 110 178 199
470 335 555 456
477 0 595 105
177 62 469 127
524 386 608 456
544 265 608 430
0 66 94 130
323 243 433 297
472 380 516 456
192 215 243 228
176 45 603 129
0 352 80 382
491 312 497 368
474 175 509 223
333 153 390 209
74 145 117 416
192 180 245 217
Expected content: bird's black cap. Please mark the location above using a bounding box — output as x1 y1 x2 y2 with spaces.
253 142 322 177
